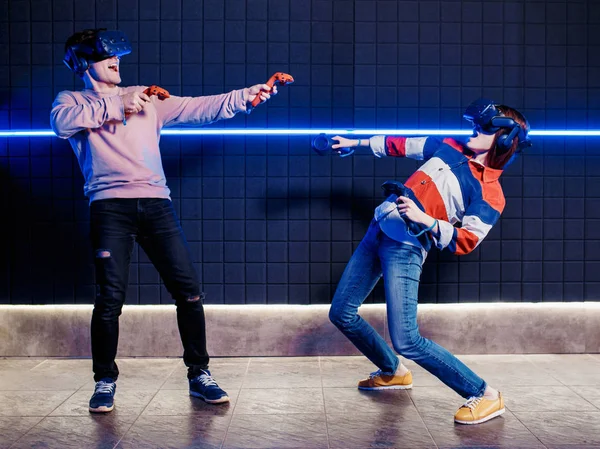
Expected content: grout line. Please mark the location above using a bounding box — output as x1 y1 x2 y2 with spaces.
28 358 49 370
7 387 81 447
405 387 439 449
219 356 251 449
7 416 45 449
509 408 550 449
554 384 600 412
508 409 600 414
523 355 570 387
523 355 600 389
111 358 181 449
318 356 332 449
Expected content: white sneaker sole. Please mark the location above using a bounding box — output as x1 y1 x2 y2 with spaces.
89 404 114 413
189 390 230 404
358 384 413 391
455 407 505 425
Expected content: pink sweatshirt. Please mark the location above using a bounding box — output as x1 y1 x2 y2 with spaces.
50 86 251 202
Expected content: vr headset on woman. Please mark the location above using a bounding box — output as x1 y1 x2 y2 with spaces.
463 98 532 153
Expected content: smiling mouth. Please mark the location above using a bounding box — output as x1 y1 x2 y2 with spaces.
108 63 119 73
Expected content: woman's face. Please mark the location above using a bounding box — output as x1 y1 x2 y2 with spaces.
466 130 496 154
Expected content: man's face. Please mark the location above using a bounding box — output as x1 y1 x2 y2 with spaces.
87 55 121 86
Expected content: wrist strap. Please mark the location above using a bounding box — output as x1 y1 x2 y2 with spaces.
408 219 438 238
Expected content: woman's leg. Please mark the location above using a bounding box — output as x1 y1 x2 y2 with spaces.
329 221 399 374
379 236 486 399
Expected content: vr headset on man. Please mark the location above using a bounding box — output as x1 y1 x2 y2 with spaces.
64 29 132 76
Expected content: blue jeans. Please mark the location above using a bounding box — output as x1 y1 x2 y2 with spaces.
329 220 486 399
90 198 209 382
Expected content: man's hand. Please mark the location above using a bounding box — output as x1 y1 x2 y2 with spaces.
247 84 278 106
121 91 151 114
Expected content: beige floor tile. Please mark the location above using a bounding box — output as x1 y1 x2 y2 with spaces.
224 413 328 449
421 408 544 448
526 354 600 385
10 415 136 449
503 385 598 412
243 359 321 388
142 388 237 416
326 411 436 448
514 411 600 446
234 387 324 415
0 417 42 449
455 354 562 387
117 414 231 449
0 390 74 416
323 387 413 415
80 358 180 391
569 385 600 410
0 359 90 391
161 358 249 390
319 356 380 388
50 389 156 416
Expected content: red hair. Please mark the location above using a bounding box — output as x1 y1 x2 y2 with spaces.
485 106 530 170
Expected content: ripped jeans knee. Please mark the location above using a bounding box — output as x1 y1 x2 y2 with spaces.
95 249 111 258
175 292 206 307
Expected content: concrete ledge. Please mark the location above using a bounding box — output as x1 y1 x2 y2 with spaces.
0 303 599 357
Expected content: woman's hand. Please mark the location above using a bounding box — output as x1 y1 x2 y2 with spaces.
331 136 357 150
396 196 429 225
247 84 278 105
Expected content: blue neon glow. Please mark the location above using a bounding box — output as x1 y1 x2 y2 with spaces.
1 129 600 137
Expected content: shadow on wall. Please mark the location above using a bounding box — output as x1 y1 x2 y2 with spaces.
0 162 9 303
0 140 93 305
286 187 376 223
256 168 444 297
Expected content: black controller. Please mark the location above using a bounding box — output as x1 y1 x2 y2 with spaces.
311 133 354 157
381 180 432 242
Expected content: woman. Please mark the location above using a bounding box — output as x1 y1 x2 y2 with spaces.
328 99 531 425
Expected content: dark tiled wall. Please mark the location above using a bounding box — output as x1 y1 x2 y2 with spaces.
1 0 599 304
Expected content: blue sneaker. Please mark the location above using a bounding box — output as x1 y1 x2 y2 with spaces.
189 370 229 404
89 378 116 413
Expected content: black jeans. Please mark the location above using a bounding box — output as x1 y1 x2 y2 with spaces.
90 198 209 381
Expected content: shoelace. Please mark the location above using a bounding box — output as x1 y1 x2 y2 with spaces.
196 373 218 387
368 369 398 379
462 396 483 410
94 381 115 395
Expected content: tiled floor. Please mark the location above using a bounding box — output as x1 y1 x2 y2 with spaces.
1 354 600 448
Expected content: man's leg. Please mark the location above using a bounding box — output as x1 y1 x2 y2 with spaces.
90 199 137 382
137 200 210 372
138 199 228 403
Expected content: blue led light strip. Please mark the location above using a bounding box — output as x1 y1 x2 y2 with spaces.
1 129 600 137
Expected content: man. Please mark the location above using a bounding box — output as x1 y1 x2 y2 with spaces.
50 28 276 413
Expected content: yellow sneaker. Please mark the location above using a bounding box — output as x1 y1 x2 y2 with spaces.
454 392 505 425
358 370 413 390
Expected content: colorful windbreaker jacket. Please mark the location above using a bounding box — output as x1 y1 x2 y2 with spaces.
370 135 505 256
